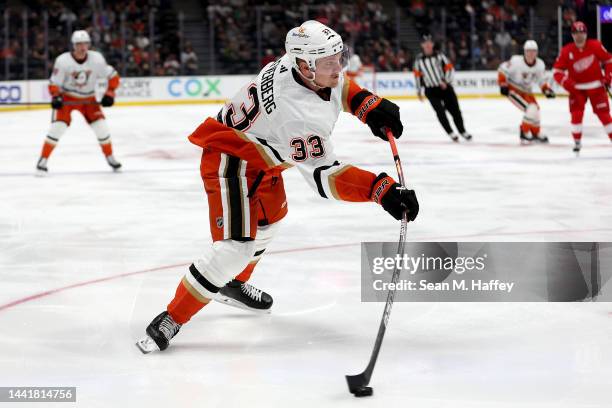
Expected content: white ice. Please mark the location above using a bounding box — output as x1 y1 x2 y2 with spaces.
1 98 612 407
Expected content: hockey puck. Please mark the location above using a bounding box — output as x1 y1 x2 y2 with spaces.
350 386 373 397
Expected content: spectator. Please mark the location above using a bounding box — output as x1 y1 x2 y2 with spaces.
163 54 180 76
260 49 276 68
181 44 199 75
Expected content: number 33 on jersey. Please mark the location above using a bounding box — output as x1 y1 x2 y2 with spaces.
189 54 384 203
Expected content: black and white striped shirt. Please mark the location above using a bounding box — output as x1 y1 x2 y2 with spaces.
413 52 454 92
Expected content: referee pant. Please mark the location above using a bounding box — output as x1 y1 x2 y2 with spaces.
424 86 466 135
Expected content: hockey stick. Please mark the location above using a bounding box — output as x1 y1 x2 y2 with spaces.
345 128 408 397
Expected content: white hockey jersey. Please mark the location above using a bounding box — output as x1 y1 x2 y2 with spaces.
49 50 118 98
189 53 378 202
498 55 548 93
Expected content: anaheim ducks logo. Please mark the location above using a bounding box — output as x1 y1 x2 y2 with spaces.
71 70 92 87
572 55 594 73
292 26 309 38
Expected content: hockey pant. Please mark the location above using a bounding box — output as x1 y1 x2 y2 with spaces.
167 149 287 323
568 87 612 141
506 87 541 136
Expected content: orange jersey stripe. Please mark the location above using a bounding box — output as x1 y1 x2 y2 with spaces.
328 165 376 202
342 75 364 113
188 118 286 172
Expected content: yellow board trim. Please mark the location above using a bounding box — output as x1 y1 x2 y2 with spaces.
0 94 566 113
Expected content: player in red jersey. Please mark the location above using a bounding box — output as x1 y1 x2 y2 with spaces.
553 21 612 154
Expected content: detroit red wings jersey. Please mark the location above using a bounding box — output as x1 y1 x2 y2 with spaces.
49 50 118 98
498 55 548 93
189 54 379 203
553 40 612 90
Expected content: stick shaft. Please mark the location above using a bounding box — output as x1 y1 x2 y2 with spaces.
346 128 408 391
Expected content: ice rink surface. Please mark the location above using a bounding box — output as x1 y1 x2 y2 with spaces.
1 98 612 407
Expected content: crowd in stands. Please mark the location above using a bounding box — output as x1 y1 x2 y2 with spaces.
0 0 594 80
0 0 197 80
207 0 408 74
407 0 544 70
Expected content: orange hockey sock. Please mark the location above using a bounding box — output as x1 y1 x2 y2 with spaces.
167 277 210 324
40 141 56 159
100 143 113 157
234 261 258 282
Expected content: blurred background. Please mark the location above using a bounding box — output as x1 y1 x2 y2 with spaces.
0 0 611 80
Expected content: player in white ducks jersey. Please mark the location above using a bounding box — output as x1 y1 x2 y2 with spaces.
36 30 121 175
136 20 419 354
498 40 555 143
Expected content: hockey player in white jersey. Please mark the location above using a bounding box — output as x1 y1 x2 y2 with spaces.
136 20 419 353
36 30 121 175
498 40 555 143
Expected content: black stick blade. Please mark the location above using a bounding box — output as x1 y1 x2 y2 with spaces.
346 374 373 398
346 373 369 393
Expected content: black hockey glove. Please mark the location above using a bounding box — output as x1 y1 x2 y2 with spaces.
51 95 63 109
350 89 403 141
101 94 114 107
364 98 403 141
543 88 556 99
499 86 509 96
370 172 419 221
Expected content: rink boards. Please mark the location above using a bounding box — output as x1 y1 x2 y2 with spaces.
0 70 568 112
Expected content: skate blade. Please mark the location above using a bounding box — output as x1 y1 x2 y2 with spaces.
35 170 48 177
135 335 158 354
214 296 272 314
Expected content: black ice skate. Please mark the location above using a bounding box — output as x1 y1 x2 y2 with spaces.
532 134 549 143
520 130 533 144
106 155 122 171
36 157 48 176
447 133 459 142
215 279 273 313
573 141 581 155
136 311 181 354
460 132 472 141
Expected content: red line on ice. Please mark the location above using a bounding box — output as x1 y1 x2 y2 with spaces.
0 243 354 313
1 227 610 313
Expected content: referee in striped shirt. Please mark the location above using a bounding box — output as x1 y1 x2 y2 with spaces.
414 35 472 141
